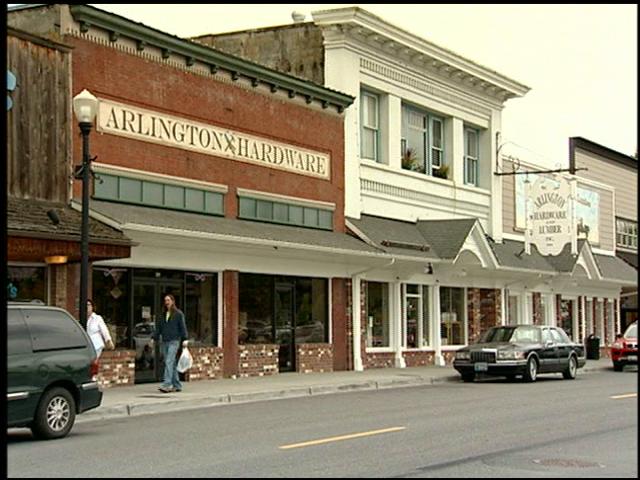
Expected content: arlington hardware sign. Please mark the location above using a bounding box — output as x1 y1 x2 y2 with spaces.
97 100 331 180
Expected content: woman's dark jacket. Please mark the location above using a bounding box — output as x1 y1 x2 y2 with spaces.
153 308 187 343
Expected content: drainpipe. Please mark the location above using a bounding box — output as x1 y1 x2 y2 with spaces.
350 258 396 372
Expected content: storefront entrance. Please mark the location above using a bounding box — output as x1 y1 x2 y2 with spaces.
132 279 183 383
275 283 295 372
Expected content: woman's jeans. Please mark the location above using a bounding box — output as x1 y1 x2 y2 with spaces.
162 340 182 390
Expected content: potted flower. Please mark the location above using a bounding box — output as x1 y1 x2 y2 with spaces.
433 165 449 179
401 148 425 174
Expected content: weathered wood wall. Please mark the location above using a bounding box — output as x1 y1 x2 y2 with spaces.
7 29 72 203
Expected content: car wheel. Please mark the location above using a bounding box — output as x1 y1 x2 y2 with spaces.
31 387 76 440
563 355 577 379
461 372 475 383
613 361 624 372
523 356 538 382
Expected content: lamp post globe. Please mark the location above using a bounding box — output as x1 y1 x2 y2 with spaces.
73 89 98 328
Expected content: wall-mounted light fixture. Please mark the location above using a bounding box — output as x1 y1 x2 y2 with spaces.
44 255 68 265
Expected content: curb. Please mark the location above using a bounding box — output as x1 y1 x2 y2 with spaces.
76 365 611 425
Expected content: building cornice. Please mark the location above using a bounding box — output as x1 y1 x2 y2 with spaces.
67 5 354 113
312 7 530 103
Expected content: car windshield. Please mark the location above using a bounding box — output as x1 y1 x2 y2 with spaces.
624 323 637 339
480 326 541 344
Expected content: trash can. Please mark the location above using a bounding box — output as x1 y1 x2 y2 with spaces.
586 334 600 360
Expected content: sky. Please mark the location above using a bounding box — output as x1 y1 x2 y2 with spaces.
77 4 637 167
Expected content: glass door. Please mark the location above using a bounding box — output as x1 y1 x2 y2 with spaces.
132 279 184 383
133 282 158 383
275 283 295 372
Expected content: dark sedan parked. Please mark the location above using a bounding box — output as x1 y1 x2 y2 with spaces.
453 325 586 382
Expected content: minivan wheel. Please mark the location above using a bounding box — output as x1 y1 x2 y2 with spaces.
32 387 76 440
563 355 578 379
523 357 538 382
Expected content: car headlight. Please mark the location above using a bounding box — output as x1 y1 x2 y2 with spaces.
455 351 470 360
498 350 525 360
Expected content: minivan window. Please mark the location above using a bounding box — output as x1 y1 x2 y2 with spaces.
8 309 32 355
23 309 88 351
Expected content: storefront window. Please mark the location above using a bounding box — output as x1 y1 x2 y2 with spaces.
403 284 430 348
186 273 218 346
440 287 465 345
239 274 274 344
7 265 47 302
239 274 329 346
366 281 390 347
295 278 328 343
92 268 130 348
559 299 574 340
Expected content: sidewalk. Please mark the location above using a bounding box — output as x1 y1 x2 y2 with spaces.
77 358 614 424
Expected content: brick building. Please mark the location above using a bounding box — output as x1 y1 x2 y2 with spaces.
8 4 373 387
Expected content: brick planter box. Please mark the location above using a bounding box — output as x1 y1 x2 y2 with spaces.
296 343 333 373
238 344 279 378
184 346 224 382
97 349 135 388
403 350 435 367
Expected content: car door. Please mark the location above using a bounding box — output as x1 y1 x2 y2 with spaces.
7 308 38 426
550 328 570 372
539 328 559 373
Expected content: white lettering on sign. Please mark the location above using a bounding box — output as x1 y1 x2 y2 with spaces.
97 100 331 180
528 176 572 256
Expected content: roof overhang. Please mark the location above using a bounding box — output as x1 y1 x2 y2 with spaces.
453 221 499 270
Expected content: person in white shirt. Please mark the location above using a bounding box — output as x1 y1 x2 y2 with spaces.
86 299 114 358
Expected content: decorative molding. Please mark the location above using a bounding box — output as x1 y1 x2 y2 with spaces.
360 57 493 117
361 178 489 219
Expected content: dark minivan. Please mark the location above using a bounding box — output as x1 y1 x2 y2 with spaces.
7 302 103 439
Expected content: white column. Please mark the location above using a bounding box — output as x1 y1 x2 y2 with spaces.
386 94 402 170
449 118 464 185
324 46 362 220
392 280 406 368
550 294 557 327
433 284 445 366
490 111 503 242
615 297 621 336
500 288 507 325
580 296 586 343
351 275 364 371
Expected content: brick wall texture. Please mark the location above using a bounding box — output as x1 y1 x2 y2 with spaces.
403 350 435 367
97 349 135 388
296 343 333 373
184 346 224 381
238 344 279 378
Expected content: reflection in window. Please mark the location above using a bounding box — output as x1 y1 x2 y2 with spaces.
7 266 46 303
239 274 328 345
440 287 465 345
93 268 130 348
559 299 574 340
295 278 328 344
366 282 390 347
239 274 274 345
186 273 218 346
403 284 431 348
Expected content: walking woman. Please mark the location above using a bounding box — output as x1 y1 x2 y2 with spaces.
86 299 114 358
151 294 188 393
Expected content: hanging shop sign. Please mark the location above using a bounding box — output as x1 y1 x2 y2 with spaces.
97 99 330 180
526 175 573 256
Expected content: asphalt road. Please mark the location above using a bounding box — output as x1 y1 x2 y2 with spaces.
7 369 638 478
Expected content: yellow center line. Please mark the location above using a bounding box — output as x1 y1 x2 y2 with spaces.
610 393 637 400
279 426 406 450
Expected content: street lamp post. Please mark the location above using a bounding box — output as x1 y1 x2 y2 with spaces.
72 89 99 328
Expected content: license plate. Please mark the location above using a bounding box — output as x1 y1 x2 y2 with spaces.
474 362 488 372
627 355 637 362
